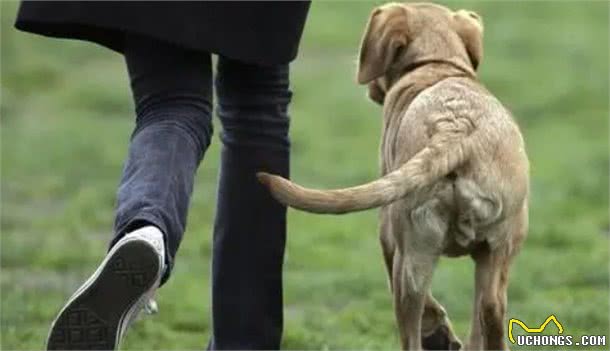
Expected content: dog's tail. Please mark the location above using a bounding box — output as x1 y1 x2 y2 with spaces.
257 133 474 214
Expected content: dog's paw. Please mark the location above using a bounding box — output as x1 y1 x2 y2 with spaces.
422 324 462 350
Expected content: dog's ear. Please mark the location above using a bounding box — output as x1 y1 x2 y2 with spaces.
367 80 385 105
453 10 484 70
357 5 409 84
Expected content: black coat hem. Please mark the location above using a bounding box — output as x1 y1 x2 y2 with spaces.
14 1 311 66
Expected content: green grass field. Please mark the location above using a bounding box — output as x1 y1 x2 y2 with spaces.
1 1 609 350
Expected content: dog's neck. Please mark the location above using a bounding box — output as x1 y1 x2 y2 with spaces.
383 59 476 120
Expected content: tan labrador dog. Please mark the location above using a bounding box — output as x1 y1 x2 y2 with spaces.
258 2 529 350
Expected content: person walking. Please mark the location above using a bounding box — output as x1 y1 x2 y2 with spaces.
15 1 310 349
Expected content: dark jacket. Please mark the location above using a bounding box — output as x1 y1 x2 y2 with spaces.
15 1 310 65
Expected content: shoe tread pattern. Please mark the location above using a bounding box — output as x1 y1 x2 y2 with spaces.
47 241 160 350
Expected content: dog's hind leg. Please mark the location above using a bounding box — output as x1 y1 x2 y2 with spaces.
380 207 397 292
467 210 527 351
393 249 440 350
393 198 452 350
383 227 460 351
467 245 510 351
422 294 462 350
469 236 523 351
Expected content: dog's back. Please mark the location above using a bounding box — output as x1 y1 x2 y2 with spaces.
389 76 529 256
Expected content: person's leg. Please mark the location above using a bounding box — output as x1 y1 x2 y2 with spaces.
111 34 213 286
209 57 291 350
46 34 213 350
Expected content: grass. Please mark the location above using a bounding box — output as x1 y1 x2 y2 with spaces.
1 1 609 350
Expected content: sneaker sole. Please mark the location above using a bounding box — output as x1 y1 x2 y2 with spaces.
46 240 160 350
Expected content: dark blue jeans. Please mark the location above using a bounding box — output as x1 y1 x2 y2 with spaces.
108 34 291 349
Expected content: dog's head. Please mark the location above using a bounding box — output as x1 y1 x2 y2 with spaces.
357 2 484 104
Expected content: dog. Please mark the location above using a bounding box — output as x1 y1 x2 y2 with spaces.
258 2 529 350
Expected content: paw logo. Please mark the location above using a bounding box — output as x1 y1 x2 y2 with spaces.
508 315 564 344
